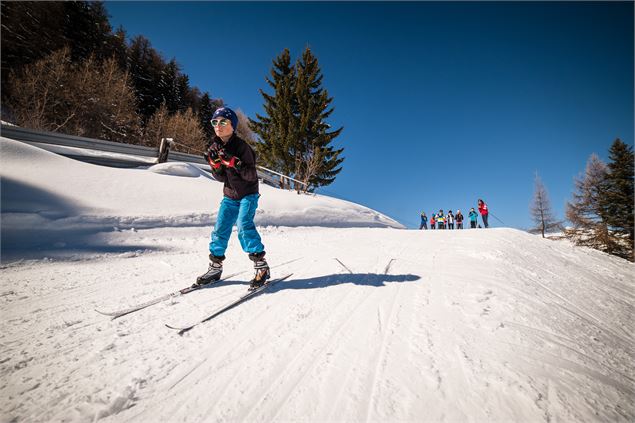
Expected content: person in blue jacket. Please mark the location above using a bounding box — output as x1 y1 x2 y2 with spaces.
468 207 478 228
419 211 428 230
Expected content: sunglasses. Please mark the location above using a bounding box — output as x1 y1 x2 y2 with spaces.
211 118 231 127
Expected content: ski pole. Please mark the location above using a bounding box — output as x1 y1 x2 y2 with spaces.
490 213 505 225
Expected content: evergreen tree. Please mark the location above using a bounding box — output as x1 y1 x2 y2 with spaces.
529 172 561 237
598 139 634 259
159 60 181 114
176 74 193 113
251 48 344 191
127 35 166 124
62 1 115 63
251 48 298 182
294 47 344 191
1 2 66 91
198 93 216 140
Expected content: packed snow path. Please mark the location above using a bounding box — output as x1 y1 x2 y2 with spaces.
1 137 633 421
1 227 633 422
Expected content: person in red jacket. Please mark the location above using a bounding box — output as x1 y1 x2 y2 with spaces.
477 199 489 228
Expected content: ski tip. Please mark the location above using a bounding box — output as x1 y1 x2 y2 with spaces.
165 323 193 334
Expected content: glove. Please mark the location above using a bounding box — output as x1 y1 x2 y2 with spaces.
218 148 242 170
222 156 242 170
203 145 222 170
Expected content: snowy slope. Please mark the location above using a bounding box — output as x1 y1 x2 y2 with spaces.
1 138 634 422
1 137 402 260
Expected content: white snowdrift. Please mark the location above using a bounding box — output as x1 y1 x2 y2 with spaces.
0 137 402 258
1 137 633 423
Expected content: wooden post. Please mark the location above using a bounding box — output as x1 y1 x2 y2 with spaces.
157 137 174 163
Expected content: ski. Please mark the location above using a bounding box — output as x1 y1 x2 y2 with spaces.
95 271 243 319
165 273 293 335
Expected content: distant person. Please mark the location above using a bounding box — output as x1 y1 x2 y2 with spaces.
455 209 464 229
447 210 455 230
419 211 428 230
197 107 270 291
478 198 489 228
468 207 478 228
437 210 445 229
430 213 436 230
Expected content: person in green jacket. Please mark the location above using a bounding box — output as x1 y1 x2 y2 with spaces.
468 207 478 228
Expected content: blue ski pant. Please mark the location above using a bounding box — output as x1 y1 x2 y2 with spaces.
209 194 265 257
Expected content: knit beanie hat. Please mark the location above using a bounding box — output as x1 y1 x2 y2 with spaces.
212 107 238 130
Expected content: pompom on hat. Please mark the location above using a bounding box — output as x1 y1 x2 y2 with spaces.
212 107 238 130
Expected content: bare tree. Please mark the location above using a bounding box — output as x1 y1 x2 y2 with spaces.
234 108 258 148
530 172 561 237
7 47 140 142
69 55 140 142
6 48 73 131
144 104 206 153
564 154 621 253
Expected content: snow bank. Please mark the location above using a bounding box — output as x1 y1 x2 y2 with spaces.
1 137 403 259
147 162 207 178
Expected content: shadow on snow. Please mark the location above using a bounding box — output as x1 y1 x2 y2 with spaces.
1 177 163 263
216 273 421 291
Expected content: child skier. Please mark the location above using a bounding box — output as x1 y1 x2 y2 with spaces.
468 207 478 228
430 213 436 230
197 107 270 290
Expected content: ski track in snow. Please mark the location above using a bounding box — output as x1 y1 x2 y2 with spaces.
1 227 634 422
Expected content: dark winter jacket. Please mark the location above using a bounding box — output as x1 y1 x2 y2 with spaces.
455 212 464 223
208 134 259 200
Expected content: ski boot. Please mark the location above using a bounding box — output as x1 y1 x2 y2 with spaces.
195 254 224 286
248 252 270 291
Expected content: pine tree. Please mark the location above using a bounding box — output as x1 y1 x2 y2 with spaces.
160 60 181 114
62 1 115 63
293 47 344 192
251 49 297 183
198 93 216 141
127 35 166 124
251 47 344 191
598 139 634 259
529 172 561 237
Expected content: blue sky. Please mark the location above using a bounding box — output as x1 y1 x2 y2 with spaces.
105 1 634 229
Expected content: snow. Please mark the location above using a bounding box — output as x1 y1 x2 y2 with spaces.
1 137 633 422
